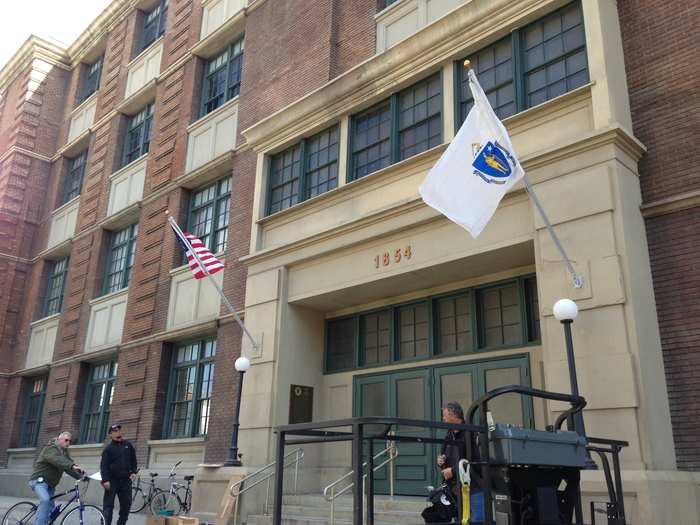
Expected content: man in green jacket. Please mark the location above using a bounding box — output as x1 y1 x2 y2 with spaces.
28 432 85 525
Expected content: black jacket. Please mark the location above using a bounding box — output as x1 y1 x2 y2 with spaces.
440 428 468 490
100 439 137 482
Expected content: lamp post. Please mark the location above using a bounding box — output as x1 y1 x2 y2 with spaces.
225 356 251 467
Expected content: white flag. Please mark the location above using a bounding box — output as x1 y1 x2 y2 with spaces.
419 69 524 237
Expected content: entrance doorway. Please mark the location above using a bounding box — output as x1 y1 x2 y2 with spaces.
354 355 533 495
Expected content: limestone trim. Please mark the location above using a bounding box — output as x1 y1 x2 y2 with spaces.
5 448 37 453
126 36 165 71
192 6 246 59
0 146 53 165
242 0 570 151
116 79 158 116
157 53 193 83
0 36 71 91
70 92 99 120
57 129 92 160
147 437 206 445
641 189 700 219
187 96 240 132
0 252 31 264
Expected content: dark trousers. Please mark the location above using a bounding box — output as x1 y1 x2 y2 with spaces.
103 478 132 525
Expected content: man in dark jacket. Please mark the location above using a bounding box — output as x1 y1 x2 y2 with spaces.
100 423 137 525
28 432 85 525
436 402 468 524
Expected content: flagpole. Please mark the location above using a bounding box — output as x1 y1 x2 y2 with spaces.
464 61 584 289
167 213 259 353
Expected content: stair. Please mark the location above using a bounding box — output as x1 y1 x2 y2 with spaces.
246 493 429 525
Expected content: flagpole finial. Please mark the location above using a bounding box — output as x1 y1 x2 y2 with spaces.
463 59 472 69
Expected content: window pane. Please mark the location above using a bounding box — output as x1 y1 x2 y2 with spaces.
440 372 473 417
351 102 391 180
398 74 442 160
361 310 391 366
43 257 69 317
523 2 588 108
327 318 356 371
397 303 429 360
437 294 473 354
460 37 514 123
104 224 138 294
141 0 167 51
80 362 117 443
62 151 87 204
201 38 244 116
188 178 231 253
268 144 301 214
525 277 540 342
480 284 522 348
21 377 47 447
78 57 102 104
305 126 339 199
485 367 524 426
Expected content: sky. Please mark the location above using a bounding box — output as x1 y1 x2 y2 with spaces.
0 0 113 70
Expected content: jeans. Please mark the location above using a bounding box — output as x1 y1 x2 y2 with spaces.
28 480 55 525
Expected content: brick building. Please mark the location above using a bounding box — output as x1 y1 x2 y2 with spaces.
0 0 698 523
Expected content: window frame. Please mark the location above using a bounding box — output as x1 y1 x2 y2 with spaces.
77 56 103 105
102 223 139 296
324 275 540 374
42 257 69 318
163 338 217 439
186 177 232 255
454 1 588 125
348 71 443 182
122 103 154 167
200 37 245 118
19 377 47 448
265 124 340 216
79 362 118 444
140 0 168 52
61 151 87 205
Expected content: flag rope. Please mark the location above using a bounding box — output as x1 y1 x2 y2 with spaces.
168 215 260 352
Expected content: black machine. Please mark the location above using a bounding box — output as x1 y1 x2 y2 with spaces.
271 384 628 525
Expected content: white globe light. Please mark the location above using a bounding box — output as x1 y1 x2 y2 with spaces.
553 299 578 321
235 356 251 372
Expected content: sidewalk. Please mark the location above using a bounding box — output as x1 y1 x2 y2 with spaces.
0 494 147 525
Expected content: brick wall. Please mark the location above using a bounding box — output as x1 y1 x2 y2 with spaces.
619 1 700 470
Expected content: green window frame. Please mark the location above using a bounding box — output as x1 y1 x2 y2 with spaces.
61 151 87 205
266 124 340 215
103 224 138 295
77 56 103 104
456 1 588 125
325 275 540 373
122 103 154 167
164 339 216 438
20 377 47 447
200 38 244 117
349 72 442 182
140 0 168 52
79 362 117 444
188 178 231 254
42 257 69 318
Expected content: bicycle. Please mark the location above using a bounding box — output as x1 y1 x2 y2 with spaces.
1 477 105 525
149 461 194 516
130 471 161 513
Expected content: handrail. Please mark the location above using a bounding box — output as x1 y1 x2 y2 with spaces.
323 438 398 525
230 448 304 525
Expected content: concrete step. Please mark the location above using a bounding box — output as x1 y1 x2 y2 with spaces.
246 514 428 525
280 494 426 512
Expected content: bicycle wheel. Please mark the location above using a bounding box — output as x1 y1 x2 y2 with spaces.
176 487 192 515
1 501 36 525
149 490 178 516
130 487 147 513
60 505 105 525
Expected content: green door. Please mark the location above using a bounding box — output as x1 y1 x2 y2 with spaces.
354 355 533 495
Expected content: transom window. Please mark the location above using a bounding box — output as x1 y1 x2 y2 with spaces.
78 57 103 104
201 38 244 117
61 151 87 205
20 377 47 447
166 339 216 438
325 276 539 373
188 178 231 254
80 362 117 444
103 224 138 295
350 72 442 181
267 125 339 215
42 257 69 318
123 103 154 167
141 0 168 52
458 1 588 123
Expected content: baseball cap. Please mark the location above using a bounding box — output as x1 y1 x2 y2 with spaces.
108 423 122 433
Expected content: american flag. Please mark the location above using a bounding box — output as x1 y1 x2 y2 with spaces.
169 218 224 280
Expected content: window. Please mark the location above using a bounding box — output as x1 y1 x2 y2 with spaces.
103 224 138 295
350 73 442 181
267 125 339 215
61 151 87 205
122 104 154 167
20 377 47 447
42 257 69 318
78 56 103 104
201 38 244 117
80 362 117 444
325 276 540 373
188 178 231 254
457 1 588 124
141 0 168 52
166 339 216 438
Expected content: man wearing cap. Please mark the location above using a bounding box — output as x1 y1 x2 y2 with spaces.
100 423 137 525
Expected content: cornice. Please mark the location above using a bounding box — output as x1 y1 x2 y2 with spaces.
642 189 700 219
0 145 53 165
241 0 564 152
0 36 71 92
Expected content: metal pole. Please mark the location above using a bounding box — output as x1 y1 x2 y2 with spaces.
225 370 245 466
367 439 374 525
352 424 363 525
272 431 285 525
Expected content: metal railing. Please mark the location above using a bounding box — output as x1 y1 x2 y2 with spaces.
323 438 398 525
230 447 304 525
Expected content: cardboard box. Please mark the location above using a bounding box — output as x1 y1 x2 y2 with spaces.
145 517 166 525
164 517 199 525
